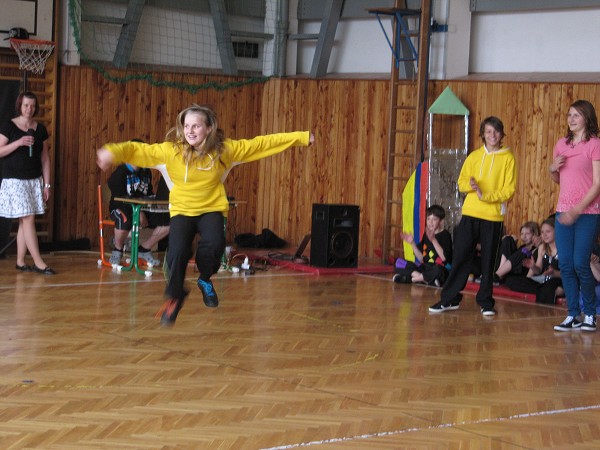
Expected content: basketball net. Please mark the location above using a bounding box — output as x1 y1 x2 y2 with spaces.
9 38 55 75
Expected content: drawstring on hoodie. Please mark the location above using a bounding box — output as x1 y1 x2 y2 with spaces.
480 145 498 178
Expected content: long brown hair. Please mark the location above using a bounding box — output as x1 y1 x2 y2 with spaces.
165 104 225 165
540 217 555 256
566 100 599 144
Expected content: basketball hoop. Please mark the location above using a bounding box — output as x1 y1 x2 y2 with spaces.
9 38 55 75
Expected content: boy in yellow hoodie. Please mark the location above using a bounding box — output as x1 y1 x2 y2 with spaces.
429 116 517 316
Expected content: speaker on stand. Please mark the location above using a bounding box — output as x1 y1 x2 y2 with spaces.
310 204 360 268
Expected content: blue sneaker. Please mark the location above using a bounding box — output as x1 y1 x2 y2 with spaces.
197 278 219 307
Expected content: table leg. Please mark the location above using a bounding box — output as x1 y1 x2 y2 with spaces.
120 204 147 275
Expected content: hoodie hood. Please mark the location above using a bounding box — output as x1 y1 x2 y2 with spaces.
479 145 511 178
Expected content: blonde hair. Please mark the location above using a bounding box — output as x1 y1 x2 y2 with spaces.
165 104 225 165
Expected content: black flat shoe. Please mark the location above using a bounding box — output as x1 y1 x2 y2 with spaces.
32 265 56 275
16 264 32 272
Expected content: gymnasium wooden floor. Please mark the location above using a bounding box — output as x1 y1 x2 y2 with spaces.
1 252 600 449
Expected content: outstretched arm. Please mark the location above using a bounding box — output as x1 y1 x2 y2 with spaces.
225 131 313 164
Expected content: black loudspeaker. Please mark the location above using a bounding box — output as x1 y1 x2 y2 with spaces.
310 204 360 268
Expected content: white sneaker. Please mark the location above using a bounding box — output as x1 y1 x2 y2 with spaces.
581 315 597 332
481 307 496 316
553 316 582 332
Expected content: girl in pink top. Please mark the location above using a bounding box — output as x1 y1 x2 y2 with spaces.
550 100 600 332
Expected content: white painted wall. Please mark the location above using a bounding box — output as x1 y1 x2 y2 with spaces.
294 0 460 78
296 18 394 75
470 7 600 73
0 0 54 47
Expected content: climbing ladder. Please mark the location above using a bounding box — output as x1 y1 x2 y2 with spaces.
368 0 432 263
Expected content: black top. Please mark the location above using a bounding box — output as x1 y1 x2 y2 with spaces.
541 251 559 283
0 120 49 180
418 229 453 267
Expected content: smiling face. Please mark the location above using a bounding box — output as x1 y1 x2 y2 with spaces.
540 223 555 244
483 124 502 151
567 107 586 137
183 111 212 148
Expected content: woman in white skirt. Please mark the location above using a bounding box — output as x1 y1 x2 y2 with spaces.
0 91 55 274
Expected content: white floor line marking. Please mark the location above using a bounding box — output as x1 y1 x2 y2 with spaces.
261 403 600 449
0 270 312 290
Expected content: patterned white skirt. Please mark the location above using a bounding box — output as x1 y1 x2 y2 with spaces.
0 177 46 218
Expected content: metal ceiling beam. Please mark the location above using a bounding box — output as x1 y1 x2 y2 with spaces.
309 0 344 78
208 0 238 76
113 0 146 68
109 0 266 17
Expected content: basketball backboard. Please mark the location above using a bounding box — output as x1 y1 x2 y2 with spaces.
0 0 54 48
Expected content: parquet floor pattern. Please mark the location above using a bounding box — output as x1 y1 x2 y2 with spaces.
1 253 599 449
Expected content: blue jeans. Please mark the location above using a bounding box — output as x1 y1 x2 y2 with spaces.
555 212 599 317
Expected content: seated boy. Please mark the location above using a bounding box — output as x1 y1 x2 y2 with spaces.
108 163 170 266
393 204 453 287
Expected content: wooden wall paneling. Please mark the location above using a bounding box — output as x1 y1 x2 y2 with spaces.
254 80 271 234
346 82 361 203
56 66 600 258
507 82 526 228
530 83 555 225
224 83 257 238
327 80 342 205
372 80 391 257
298 80 317 240
270 77 287 232
313 80 333 205
292 78 311 240
277 80 293 240
355 81 373 256
337 80 352 204
286 79 310 242
57 66 80 241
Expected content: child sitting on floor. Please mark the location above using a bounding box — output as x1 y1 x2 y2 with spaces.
495 221 541 283
504 217 563 304
393 204 452 287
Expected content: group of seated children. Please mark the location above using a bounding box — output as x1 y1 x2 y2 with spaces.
392 207 577 305
499 217 563 304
